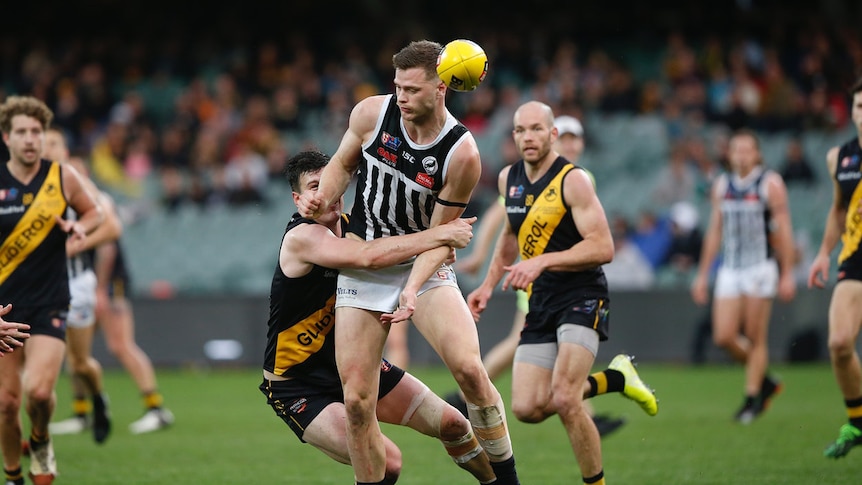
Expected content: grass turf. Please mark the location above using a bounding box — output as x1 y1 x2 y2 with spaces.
41 362 859 484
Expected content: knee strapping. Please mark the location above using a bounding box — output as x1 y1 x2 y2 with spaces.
466 398 513 461
442 430 484 464
402 386 444 437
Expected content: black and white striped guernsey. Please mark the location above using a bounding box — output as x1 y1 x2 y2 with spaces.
347 95 470 240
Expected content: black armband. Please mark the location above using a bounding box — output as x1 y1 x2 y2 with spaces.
436 198 468 208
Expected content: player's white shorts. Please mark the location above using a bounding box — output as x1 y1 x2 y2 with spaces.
336 263 459 313
68 269 98 328
714 259 779 299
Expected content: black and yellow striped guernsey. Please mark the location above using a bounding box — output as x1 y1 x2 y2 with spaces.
836 138 862 268
504 156 607 299
0 159 70 307
262 214 342 391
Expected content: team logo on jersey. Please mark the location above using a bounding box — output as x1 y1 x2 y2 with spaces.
842 155 859 168
509 185 524 198
381 132 401 150
46 183 58 196
0 188 18 201
422 156 438 175
22 193 33 206
544 187 558 202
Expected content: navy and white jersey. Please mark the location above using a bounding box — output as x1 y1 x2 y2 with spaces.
347 95 470 240
65 206 94 279
715 167 773 270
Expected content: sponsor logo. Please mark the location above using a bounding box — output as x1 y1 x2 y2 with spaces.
297 306 335 345
402 151 415 163
380 360 392 372
543 188 558 202
22 193 33 206
381 132 401 150
324 270 338 278
0 213 53 271
506 206 527 214
416 172 434 188
422 156 438 175
377 147 398 166
436 270 449 280
521 218 548 257
337 287 357 296
837 171 862 182
289 398 308 414
0 206 25 215
525 194 534 206
509 185 524 198
572 299 598 314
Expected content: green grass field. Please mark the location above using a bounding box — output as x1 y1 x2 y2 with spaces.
43 363 860 484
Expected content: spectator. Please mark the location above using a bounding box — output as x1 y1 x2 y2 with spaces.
780 136 816 186
603 215 655 290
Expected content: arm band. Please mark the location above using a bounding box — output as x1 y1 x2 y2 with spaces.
436 198 468 208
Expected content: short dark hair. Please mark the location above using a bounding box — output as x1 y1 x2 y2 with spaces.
392 40 442 82
283 150 329 192
0 95 53 134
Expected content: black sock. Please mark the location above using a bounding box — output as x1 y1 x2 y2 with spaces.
587 370 625 397
490 456 520 485
584 470 604 484
4 466 22 483
846 396 862 429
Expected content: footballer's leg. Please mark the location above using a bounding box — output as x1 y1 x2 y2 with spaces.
378 371 495 483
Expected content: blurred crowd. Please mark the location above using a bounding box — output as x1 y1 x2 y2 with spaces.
1 2 859 286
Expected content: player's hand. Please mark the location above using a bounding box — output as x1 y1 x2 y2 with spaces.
807 254 830 289
778 272 796 302
690 273 709 306
466 286 492 322
441 216 476 249
55 215 86 239
0 304 30 355
502 259 542 291
296 190 324 219
381 290 417 325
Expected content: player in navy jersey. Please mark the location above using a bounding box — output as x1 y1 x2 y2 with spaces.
263 150 499 484
467 101 657 485
297 40 520 485
809 76 862 458
692 128 796 424
0 95 104 485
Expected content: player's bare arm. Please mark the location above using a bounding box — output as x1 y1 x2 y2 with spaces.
281 217 476 278
58 163 104 239
68 186 122 257
502 168 612 291
298 96 387 218
692 178 725 304
381 137 482 324
808 146 844 288
765 172 797 301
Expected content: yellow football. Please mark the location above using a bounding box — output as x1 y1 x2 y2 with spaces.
436 39 488 92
